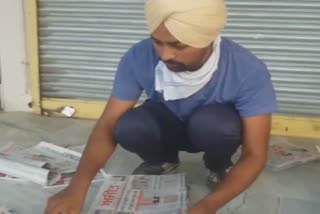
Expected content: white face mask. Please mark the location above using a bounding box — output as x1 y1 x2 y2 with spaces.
155 36 222 101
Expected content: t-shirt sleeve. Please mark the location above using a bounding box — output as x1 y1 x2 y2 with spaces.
235 65 278 117
111 49 143 101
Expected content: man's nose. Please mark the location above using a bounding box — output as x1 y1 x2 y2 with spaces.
158 45 176 62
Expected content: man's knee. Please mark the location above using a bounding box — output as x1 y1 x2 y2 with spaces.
114 107 160 151
187 104 242 149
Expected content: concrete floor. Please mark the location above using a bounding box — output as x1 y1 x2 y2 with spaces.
0 112 319 214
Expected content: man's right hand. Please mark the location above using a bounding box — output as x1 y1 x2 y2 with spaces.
44 97 137 214
44 186 87 214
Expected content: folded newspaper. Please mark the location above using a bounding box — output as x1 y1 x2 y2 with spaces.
232 141 320 171
0 206 15 214
0 142 105 187
267 142 320 171
88 174 188 214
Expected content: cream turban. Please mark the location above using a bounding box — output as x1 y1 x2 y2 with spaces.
145 0 227 48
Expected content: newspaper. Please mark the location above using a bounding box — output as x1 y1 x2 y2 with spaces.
21 142 81 173
0 142 47 168
0 206 15 214
0 142 105 186
267 142 320 171
87 174 187 214
0 168 104 188
0 172 24 182
0 157 60 186
231 142 320 172
0 142 81 173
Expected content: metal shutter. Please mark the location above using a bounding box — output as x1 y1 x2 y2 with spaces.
38 0 320 116
38 0 147 100
224 0 320 115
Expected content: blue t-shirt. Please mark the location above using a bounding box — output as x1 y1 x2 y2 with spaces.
111 37 277 120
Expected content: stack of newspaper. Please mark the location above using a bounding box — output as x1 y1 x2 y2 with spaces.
88 174 188 214
0 142 104 188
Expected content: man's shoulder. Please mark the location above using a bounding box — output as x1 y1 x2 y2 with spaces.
221 37 269 85
122 38 159 68
221 37 266 70
127 38 151 53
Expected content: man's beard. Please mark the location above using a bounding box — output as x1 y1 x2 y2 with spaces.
163 60 187 72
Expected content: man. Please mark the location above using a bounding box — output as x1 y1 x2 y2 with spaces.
45 0 277 213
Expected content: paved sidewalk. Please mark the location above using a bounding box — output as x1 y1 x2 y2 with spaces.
0 112 319 214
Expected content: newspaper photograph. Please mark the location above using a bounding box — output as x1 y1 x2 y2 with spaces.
87 174 187 214
44 172 105 189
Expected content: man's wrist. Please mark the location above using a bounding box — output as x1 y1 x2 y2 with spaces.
69 173 92 192
198 196 219 213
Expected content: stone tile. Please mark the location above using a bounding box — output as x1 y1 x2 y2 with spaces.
279 198 320 214
0 113 319 214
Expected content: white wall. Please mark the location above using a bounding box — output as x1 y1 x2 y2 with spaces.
0 0 32 111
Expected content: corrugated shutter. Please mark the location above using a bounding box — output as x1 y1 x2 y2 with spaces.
224 0 320 116
38 0 148 100
38 0 320 116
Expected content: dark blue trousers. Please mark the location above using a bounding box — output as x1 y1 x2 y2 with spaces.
114 100 242 171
